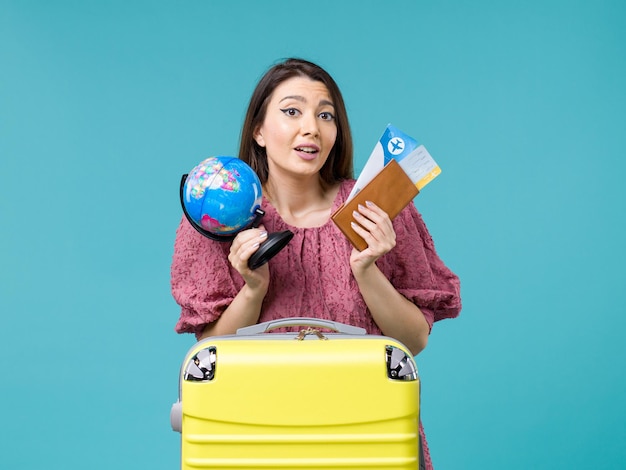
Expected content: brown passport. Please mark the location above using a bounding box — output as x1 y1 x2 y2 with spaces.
331 159 419 251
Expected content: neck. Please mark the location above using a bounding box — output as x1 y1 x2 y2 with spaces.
264 173 325 213
263 175 339 228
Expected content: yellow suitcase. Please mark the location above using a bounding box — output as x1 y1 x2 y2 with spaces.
171 317 421 469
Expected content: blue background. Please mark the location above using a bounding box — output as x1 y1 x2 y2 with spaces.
1 1 625 468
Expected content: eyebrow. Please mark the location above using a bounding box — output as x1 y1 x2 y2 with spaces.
279 95 335 108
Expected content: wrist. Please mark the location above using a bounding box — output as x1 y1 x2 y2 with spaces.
241 281 269 302
351 261 380 283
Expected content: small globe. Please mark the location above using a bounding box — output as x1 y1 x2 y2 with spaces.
182 156 262 236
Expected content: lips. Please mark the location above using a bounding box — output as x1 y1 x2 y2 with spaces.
294 144 320 161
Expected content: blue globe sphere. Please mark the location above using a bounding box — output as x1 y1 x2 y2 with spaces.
182 156 262 236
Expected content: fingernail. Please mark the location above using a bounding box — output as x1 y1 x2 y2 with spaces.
351 222 359 230
259 231 268 239
352 210 361 218
365 200 374 207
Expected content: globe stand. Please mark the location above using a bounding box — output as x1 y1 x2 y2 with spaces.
180 174 293 270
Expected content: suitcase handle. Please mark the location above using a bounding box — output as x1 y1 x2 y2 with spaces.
236 317 367 335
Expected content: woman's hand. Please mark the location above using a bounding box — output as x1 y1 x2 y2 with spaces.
349 201 396 273
199 225 270 340
348 202 429 355
228 225 271 291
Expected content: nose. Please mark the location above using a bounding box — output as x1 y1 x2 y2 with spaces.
300 112 320 138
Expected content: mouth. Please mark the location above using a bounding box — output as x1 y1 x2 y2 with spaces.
294 143 320 161
294 145 320 155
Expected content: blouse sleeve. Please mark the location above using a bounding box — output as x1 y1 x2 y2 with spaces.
380 203 462 330
170 217 244 337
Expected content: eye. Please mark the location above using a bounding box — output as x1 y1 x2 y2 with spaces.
280 108 300 117
319 111 335 121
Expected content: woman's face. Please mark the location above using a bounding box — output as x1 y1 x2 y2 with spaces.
253 76 337 182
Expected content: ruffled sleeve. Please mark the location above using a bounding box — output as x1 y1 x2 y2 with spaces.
378 202 462 330
170 217 244 337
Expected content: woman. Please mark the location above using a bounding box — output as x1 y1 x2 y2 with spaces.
171 58 461 469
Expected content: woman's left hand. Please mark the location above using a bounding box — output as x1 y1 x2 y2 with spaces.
349 201 396 272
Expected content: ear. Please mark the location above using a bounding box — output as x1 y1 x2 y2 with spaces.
253 126 266 147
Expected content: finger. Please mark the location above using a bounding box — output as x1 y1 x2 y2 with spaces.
353 204 393 236
352 208 376 231
229 229 268 267
353 201 382 220
355 201 392 225
351 214 396 255
232 227 267 250
361 200 388 218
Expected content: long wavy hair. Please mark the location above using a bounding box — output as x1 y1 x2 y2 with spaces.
238 58 353 187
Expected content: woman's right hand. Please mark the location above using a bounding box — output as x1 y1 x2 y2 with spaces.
228 225 271 291
198 225 270 340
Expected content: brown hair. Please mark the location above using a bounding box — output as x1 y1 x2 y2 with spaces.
238 58 353 186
